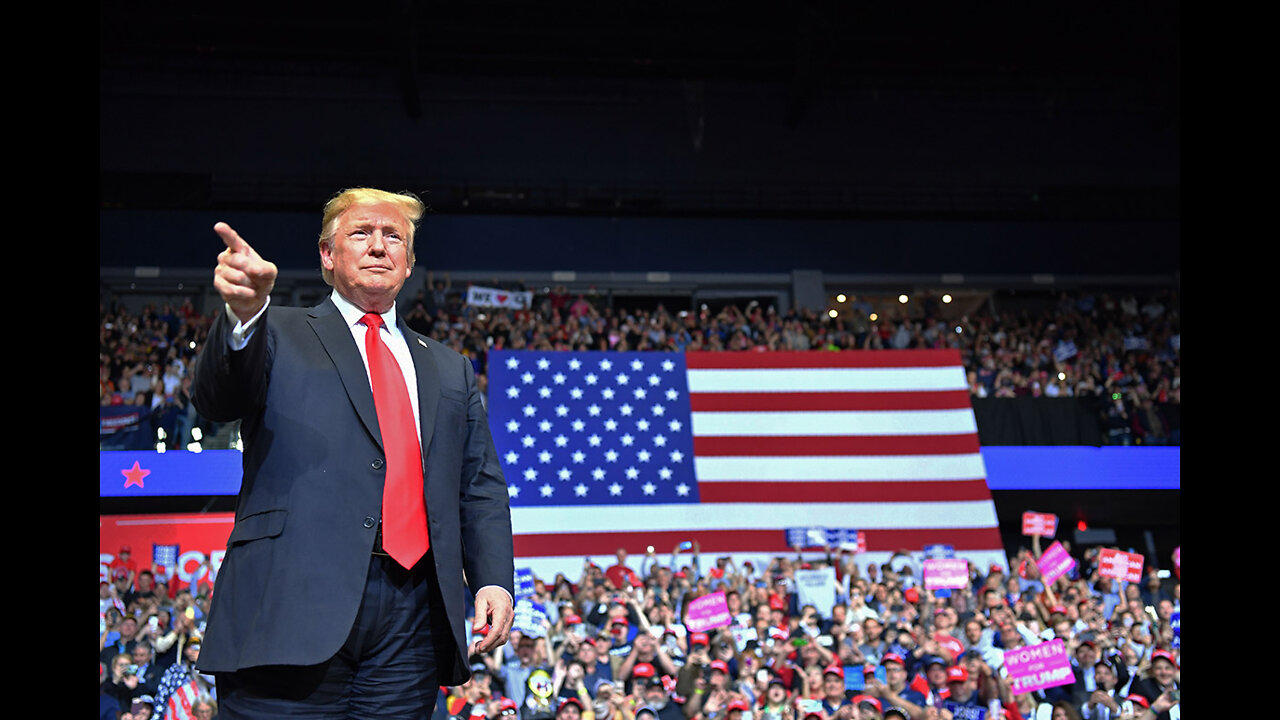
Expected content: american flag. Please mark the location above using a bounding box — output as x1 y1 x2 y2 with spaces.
164 678 202 720
486 349 1005 581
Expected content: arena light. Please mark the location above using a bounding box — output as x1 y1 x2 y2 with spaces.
1156 569 1171 579
189 341 197 350
828 309 838 318
156 428 166 440
869 313 878 322
955 326 963 334
836 294 847 303
1058 372 1066 381
155 442 166 454
191 427 203 441
942 294 952 303
187 442 203 453
898 294 908 304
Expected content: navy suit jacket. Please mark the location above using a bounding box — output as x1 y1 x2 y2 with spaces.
191 297 514 685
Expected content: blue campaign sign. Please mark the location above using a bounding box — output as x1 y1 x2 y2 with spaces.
1171 610 1180 648
923 544 956 559
980 446 1180 490
943 703 987 720
843 665 886 692
514 568 535 599
101 450 245 497
786 527 859 548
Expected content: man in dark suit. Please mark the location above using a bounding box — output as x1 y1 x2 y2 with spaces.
193 187 516 718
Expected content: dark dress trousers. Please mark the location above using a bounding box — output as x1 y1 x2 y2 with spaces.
191 297 515 689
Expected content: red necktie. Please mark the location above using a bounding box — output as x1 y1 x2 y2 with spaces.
361 313 429 569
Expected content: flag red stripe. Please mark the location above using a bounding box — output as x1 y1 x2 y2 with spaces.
513 527 1002 556
689 390 974 412
686 350 963 369
693 433 981 456
696 479 994 504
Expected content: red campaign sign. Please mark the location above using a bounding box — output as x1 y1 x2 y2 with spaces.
1098 548 1144 583
1021 511 1058 537
100 513 235 587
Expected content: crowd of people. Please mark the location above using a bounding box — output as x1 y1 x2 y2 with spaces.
98 281 1179 451
99 538 1181 720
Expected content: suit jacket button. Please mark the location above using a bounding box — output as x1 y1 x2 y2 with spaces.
372 458 384 470
363 517 376 528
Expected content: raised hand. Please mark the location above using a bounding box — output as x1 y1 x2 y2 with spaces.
213 222 278 321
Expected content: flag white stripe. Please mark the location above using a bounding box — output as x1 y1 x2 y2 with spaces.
511 501 998 534
687 367 968 393
693 453 987 481
690 409 978 436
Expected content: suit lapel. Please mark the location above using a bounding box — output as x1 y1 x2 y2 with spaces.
401 317 440 468
308 298 384 453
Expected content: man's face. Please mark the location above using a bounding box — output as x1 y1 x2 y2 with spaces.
964 621 982 643
320 201 414 311
119 618 138 639
516 638 535 661
885 662 906 687
578 642 597 664
926 664 946 685
559 705 581 720
1152 659 1176 684
131 644 151 666
863 619 882 640
184 643 201 664
822 674 844 698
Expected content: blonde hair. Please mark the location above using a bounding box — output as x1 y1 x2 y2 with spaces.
318 188 425 285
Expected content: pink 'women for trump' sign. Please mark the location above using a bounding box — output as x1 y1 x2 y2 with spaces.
684 591 733 632
1036 541 1076 584
923 558 969 589
1002 639 1075 694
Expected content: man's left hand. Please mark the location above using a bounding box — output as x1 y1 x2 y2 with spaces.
470 586 515 654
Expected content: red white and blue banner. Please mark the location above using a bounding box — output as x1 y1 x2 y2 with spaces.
486 349 1006 579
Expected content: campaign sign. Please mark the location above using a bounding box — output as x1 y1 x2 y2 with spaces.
923 558 969 590
923 544 955 559
685 591 733 632
514 568 535 600
1021 511 1058 538
513 598 549 638
1098 548 1144 583
795 567 837 616
943 703 987 720
1036 541 1077 585
1003 639 1074 694
785 527 860 549
1171 610 1180 649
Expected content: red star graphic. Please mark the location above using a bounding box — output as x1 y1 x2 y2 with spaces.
122 461 150 489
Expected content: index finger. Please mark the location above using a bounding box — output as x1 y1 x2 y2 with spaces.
214 222 254 256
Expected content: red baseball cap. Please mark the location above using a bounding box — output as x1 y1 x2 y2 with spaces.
632 663 656 678
946 666 969 683
564 614 583 625
690 632 710 646
727 700 750 713
120 545 132 554
881 653 906 667
113 567 129 579
851 695 881 712
1126 694 1151 709
1150 650 1179 669
904 587 919 604
823 665 844 678
710 660 730 674
499 698 519 712
558 698 584 713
